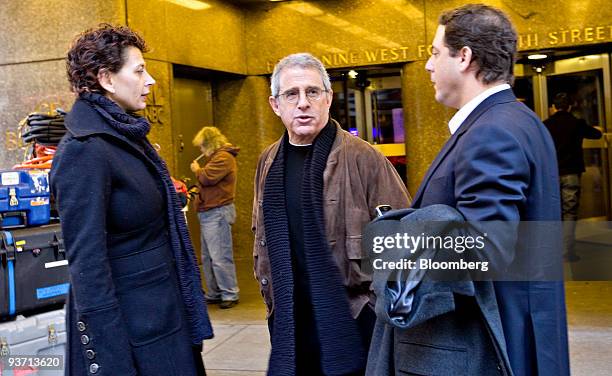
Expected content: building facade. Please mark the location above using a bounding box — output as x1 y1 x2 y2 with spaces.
2 0 611 258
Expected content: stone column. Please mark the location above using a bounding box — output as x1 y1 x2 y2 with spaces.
214 75 284 259
401 61 455 197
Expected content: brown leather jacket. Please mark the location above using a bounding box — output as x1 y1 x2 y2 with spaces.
252 122 411 318
195 145 239 211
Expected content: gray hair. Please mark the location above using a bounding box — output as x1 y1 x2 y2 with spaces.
270 53 331 97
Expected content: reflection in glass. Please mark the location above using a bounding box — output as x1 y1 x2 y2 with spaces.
329 69 406 184
513 76 534 111
371 88 403 144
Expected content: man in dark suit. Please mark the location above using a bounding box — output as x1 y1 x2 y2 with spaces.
544 92 602 261
412 4 569 375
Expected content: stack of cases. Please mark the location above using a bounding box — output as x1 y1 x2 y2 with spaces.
1 170 68 374
0 308 66 375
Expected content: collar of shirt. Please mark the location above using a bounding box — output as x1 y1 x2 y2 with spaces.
288 140 312 146
448 83 511 135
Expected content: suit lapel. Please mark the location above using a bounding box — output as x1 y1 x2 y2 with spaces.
412 89 517 207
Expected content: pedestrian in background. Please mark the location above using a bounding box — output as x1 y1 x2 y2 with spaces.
191 126 240 309
544 92 603 262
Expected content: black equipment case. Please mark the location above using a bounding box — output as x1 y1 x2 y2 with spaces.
0 223 68 320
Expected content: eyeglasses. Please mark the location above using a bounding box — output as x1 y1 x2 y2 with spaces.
276 87 329 104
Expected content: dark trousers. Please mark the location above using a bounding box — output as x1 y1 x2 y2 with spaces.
268 304 377 376
560 174 581 256
192 344 207 376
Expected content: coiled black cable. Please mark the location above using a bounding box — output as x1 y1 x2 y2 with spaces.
20 109 67 146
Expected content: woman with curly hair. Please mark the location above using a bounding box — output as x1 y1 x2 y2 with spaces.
51 24 212 375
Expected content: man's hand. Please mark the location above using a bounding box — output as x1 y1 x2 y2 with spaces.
190 161 200 173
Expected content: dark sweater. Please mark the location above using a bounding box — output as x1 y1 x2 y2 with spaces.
544 111 602 175
284 142 322 374
284 142 312 293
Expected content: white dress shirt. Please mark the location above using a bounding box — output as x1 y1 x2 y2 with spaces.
448 83 511 135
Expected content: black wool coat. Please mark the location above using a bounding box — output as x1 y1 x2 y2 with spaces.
51 99 211 376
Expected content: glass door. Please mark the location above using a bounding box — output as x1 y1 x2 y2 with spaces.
546 55 610 220
517 54 612 220
330 69 406 182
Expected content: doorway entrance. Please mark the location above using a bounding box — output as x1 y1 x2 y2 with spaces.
516 53 612 220
171 71 214 261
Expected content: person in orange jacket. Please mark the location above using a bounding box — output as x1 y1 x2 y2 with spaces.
190 127 240 309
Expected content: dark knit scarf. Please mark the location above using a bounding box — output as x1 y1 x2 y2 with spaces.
80 92 213 344
263 121 365 376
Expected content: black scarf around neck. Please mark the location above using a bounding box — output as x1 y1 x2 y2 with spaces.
263 121 365 375
80 92 213 344
80 92 151 139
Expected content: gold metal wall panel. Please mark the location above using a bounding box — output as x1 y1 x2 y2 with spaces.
128 0 246 74
0 0 125 65
401 61 455 196
143 60 175 172
244 0 427 74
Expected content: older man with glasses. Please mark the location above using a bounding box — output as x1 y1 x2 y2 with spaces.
252 52 410 375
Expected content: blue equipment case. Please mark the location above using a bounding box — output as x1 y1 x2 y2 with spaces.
1 224 68 320
0 170 51 228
